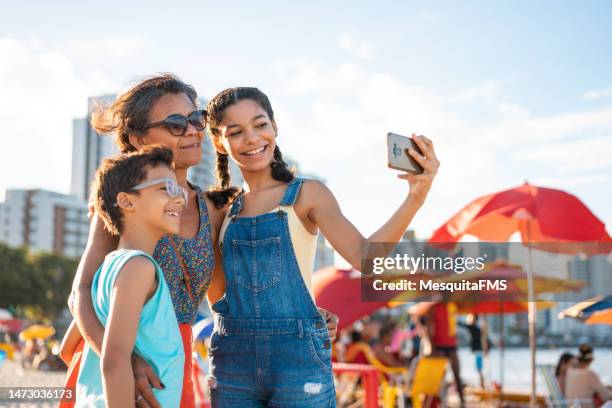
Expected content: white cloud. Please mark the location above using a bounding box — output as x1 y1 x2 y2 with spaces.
338 35 372 60
0 38 117 196
583 86 612 101
498 102 529 119
443 81 501 104
531 173 610 189
103 35 146 57
511 137 612 174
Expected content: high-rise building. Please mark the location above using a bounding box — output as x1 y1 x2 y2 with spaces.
70 95 119 202
0 189 89 258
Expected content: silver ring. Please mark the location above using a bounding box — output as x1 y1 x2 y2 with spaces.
136 395 144 402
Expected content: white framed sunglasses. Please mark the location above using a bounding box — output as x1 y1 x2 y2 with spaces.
123 177 188 204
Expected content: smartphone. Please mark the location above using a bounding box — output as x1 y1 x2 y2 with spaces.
387 132 424 173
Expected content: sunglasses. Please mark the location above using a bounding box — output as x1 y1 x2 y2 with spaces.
144 110 207 136
130 178 188 203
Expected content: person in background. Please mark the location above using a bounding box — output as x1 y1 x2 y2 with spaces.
427 301 464 407
458 313 490 389
372 324 407 368
344 330 370 365
555 352 577 396
565 344 611 407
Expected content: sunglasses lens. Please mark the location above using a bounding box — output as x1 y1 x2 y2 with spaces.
166 180 187 203
165 116 188 136
189 111 206 131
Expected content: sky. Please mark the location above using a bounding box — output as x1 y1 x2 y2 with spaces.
1 1 611 239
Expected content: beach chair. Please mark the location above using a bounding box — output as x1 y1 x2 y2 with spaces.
410 357 449 408
344 342 408 407
538 364 591 408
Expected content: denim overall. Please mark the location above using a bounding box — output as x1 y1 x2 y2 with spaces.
209 178 336 407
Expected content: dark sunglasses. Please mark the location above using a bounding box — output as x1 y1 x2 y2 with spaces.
144 110 207 136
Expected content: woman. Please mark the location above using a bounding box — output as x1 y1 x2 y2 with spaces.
65 74 339 407
555 352 576 396
565 344 611 407
204 87 438 406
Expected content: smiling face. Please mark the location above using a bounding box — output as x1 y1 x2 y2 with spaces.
119 164 185 236
213 99 277 174
130 93 203 170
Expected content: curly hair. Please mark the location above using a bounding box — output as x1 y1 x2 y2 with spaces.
90 145 174 236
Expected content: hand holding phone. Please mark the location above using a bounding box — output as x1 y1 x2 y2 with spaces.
387 132 425 174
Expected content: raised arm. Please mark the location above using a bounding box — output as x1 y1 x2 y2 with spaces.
102 256 157 408
70 214 118 355
307 135 439 272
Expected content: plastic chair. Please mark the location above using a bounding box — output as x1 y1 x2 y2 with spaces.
345 342 408 407
411 357 449 408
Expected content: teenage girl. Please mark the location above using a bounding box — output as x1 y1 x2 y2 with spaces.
205 87 439 406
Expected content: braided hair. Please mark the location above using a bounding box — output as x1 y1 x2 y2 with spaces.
206 87 293 208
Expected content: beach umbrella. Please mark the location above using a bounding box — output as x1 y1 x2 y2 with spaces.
585 309 612 325
430 182 611 255
429 182 611 407
455 300 555 315
558 295 612 320
313 267 425 331
19 324 55 341
441 260 584 298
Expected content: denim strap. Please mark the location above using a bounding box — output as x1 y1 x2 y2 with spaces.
279 178 304 207
228 191 243 217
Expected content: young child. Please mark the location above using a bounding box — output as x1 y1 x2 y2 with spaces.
205 87 439 406
69 145 186 407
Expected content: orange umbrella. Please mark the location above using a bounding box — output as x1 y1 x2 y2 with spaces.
585 309 612 325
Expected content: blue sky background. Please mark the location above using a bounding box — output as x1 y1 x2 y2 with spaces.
1 1 611 238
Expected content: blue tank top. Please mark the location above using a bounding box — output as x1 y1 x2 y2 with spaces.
75 249 184 407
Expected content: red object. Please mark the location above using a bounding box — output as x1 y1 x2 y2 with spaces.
58 338 84 408
313 267 425 331
430 182 612 255
191 356 210 408
312 268 390 332
430 303 457 347
333 363 379 408
0 318 26 333
179 323 196 408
